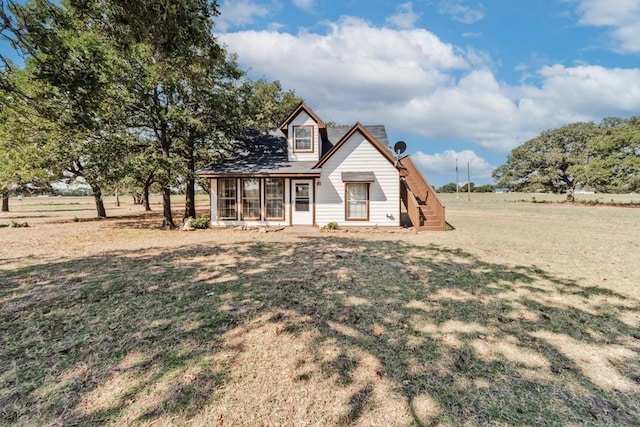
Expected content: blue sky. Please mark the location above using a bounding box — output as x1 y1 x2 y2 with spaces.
216 0 640 187
2 1 639 187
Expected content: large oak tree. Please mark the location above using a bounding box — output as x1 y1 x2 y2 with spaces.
493 122 602 201
583 117 640 193
2 1 301 225
494 118 639 199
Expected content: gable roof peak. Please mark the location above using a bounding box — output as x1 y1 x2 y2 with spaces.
278 101 326 135
313 121 397 169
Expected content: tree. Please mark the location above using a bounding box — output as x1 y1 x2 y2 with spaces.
2 0 305 225
241 79 302 132
0 68 55 211
121 41 241 227
1 0 131 217
437 182 458 193
493 122 602 201
179 78 302 219
2 0 227 225
583 117 640 193
119 141 159 211
123 36 302 223
174 54 246 221
473 184 495 193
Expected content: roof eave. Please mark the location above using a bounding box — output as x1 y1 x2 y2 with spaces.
197 172 321 178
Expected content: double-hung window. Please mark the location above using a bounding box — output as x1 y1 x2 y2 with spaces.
345 183 369 220
265 178 284 219
242 179 260 220
218 178 237 220
293 125 313 152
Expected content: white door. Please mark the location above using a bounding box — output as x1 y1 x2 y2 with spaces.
291 180 314 225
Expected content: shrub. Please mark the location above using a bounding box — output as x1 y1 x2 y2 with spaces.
326 221 339 230
9 220 19 228
189 216 210 229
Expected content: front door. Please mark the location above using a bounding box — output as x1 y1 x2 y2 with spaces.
291 180 313 225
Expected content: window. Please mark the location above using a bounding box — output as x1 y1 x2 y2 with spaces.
265 178 284 219
293 125 313 152
242 179 260 220
346 183 369 220
295 183 310 212
218 178 237 220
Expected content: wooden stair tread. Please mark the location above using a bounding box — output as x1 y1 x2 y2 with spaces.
399 156 447 232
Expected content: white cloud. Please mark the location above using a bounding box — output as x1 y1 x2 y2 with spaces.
385 2 419 29
218 16 467 107
412 149 495 182
292 0 315 12
218 17 640 153
217 0 271 32
575 0 640 53
511 65 640 134
438 0 485 24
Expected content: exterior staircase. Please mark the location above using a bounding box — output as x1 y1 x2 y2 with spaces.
399 156 447 231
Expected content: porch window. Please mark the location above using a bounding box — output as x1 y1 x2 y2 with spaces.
345 183 369 220
265 178 284 219
242 179 260 220
218 178 237 220
293 125 313 152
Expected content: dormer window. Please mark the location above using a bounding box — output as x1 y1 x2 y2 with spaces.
293 125 313 152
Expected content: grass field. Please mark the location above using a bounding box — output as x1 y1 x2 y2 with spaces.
1 194 639 426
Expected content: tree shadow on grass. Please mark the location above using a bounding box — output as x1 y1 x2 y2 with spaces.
1 236 639 425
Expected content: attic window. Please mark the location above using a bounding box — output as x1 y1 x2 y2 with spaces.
293 125 313 152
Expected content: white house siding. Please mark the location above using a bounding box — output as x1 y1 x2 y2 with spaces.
315 131 399 227
209 177 291 227
287 112 320 162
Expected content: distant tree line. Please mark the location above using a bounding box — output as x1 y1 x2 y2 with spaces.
437 182 495 193
493 118 640 201
0 0 301 226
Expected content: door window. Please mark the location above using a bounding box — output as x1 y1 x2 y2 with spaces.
295 183 310 212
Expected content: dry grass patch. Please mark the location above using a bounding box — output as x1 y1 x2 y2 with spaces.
1 195 639 425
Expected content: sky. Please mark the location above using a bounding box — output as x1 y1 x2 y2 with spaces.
215 0 640 187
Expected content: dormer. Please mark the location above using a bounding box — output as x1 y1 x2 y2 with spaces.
279 102 325 162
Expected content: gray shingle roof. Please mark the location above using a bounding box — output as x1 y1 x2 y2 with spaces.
197 125 390 177
324 125 390 156
197 129 319 176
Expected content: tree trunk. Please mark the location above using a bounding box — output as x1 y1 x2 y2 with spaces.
143 173 154 212
184 177 196 220
90 184 107 218
566 186 575 203
1 193 8 212
184 148 196 220
115 187 120 207
161 184 175 228
160 135 174 228
143 184 151 211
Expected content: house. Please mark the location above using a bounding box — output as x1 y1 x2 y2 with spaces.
197 102 446 231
